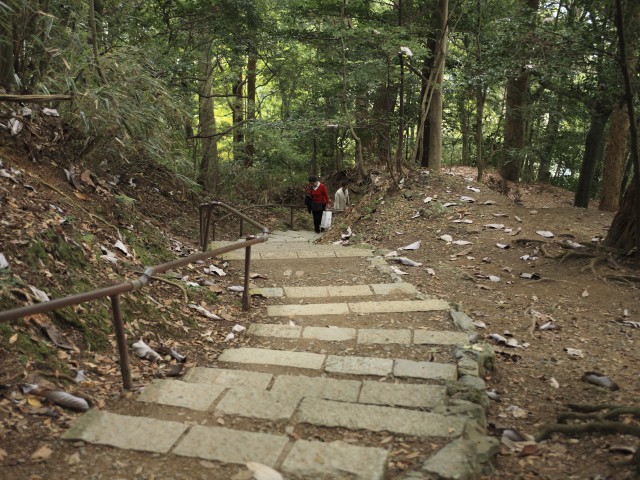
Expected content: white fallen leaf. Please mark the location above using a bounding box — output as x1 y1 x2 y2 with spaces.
460 196 475 203
232 324 246 333
224 332 235 342
492 213 508 217
452 219 473 224
483 200 497 205
227 285 244 292
42 108 60 116
426 268 436 276
384 250 398 257
423 196 432 203
507 405 527 418
246 462 283 480
496 243 510 249
536 230 554 238
391 267 409 275
28 285 49 302
188 304 223 320
539 321 555 331
114 240 130 256
205 265 227 276
581 289 589 297
488 275 501 282
0 253 9 269
9 118 23 135
132 339 162 362
452 240 472 246
289 320 296 327
439 234 453 243
473 321 486 329
392 257 423 267
564 347 584 358
484 224 505 230
515 215 522 222
399 240 421 250
549 377 560 388
467 186 481 192
442 202 458 207
410 211 421 219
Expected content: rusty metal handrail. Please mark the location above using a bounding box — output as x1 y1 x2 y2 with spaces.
199 200 271 250
0 204 269 390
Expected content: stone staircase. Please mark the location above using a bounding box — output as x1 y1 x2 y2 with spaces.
62 232 498 479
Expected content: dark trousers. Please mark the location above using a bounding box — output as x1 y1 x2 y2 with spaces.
312 210 323 233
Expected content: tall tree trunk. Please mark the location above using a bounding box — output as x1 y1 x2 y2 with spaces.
459 95 470 165
198 52 219 192
427 0 448 172
499 0 538 182
476 85 487 181
88 0 106 84
599 104 630 211
245 51 257 167
500 73 529 181
232 67 244 164
394 0 405 174
537 101 561 182
574 106 611 208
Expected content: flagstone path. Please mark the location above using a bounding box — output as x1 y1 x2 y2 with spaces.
63 231 499 479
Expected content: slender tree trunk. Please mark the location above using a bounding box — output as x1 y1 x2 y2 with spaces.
427 0 448 172
500 73 529 181
232 66 244 164
198 52 219 192
574 107 611 208
395 53 405 174
537 101 561 182
459 95 470 165
245 51 257 167
476 85 487 182
599 104 630 211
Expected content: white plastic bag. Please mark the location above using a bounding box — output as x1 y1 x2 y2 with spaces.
320 211 332 230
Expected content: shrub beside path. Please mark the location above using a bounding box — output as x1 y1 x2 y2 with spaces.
63 230 499 479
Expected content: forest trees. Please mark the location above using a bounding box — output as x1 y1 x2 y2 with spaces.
1 0 639 247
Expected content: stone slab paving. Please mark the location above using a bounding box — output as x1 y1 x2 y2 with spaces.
249 287 284 298
138 379 225 411
270 375 361 402
267 299 448 317
296 397 466 438
413 330 469 345
211 241 373 260
245 323 468 347
267 303 350 317
282 440 388 480
370 283 419 295
218 347 326 370
215 387 300 420
62 410 188 453
255 283 420 299
394 358 458 381
248 323 302 339
358 381 447 408
173 425 288 466
325 355 393 376
183 367 273 390
357 328 412 344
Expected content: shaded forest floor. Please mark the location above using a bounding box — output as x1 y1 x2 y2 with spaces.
1 122 639 478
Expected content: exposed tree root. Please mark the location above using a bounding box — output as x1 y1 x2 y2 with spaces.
537 405 640 473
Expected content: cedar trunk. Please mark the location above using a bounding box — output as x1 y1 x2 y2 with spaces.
599 104 630 211
574 107 611 208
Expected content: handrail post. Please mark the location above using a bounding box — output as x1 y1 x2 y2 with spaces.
242 241 252 311
290 206 294 229
110 295 133 390
239 218 244 237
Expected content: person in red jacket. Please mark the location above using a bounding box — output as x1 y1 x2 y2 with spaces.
305 175 330 233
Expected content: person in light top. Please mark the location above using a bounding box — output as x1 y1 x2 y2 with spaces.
334 181 350 212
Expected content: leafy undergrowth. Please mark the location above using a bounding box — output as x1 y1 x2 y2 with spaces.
323 167 640 479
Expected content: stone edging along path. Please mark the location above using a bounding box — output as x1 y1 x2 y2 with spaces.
62 233 499 479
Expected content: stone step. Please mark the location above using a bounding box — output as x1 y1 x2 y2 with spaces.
250 282 419 299
247 323 470 345
63 410 388 479
217 348 457 380
210 241 372 260
181 368 447 408
266 298 450 317
138 373 447 421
